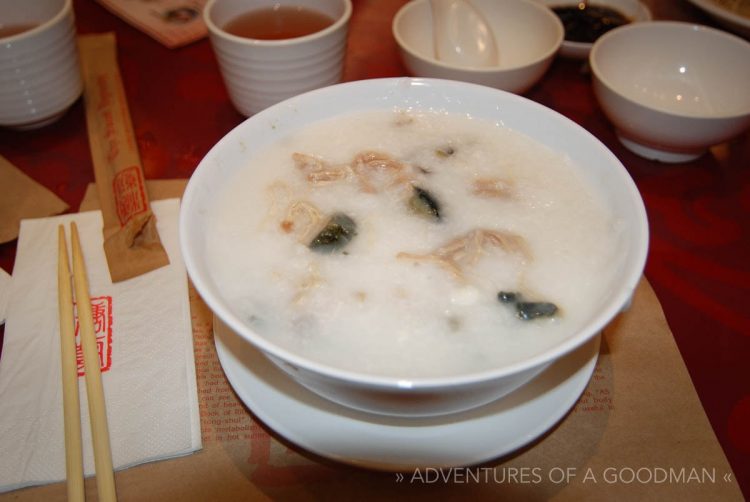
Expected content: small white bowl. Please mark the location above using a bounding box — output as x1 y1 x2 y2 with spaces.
392 0 564 94
534 0 652 59
180 78 649 417
590 21 750 163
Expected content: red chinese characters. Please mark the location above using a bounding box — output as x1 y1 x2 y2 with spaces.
75 296 113 376
112 165 148 226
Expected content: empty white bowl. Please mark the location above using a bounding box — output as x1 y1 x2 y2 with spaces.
590 21 750 163
392 0 564 94
180 78 648 417
534 0 652 59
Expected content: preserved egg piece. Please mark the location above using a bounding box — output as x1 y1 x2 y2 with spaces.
408 186 442 221
516 301 558 321
497 291 518 304
497 291 558 320
435 145 455 158
308 212 357 252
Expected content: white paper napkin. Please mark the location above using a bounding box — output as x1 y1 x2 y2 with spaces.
0 199 201 493
0 267 9 325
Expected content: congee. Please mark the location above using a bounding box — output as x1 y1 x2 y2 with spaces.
206 109 623 378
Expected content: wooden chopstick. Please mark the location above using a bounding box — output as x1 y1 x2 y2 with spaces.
69 222 118 502
57 225 85 502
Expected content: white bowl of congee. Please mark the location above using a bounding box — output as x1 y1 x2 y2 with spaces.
181 78 648 417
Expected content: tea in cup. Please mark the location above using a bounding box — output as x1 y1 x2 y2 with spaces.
204 0 352 116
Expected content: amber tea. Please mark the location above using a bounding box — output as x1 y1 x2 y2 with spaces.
0 24 37 38
222 5 335 40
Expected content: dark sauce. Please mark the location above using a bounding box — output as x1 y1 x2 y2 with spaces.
552 4 630 43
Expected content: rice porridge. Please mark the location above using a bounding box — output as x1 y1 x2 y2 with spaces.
206 109 623 378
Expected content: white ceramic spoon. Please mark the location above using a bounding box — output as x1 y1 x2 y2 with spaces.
430 0 499 67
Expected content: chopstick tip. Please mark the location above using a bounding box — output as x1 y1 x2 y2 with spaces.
69 222 82 252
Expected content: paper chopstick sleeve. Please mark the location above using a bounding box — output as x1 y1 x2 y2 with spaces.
78 32 169 282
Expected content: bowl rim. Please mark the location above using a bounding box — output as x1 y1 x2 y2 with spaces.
589 20 750 120
0 0 72 43
180 77 649 391
203 0 353 47
686 0 750 35
392 0 564 73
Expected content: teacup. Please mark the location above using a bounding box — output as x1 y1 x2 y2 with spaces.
204 0 352 116
0 0 83 130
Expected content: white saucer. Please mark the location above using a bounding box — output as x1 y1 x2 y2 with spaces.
617 134 705 163
214 319 600 471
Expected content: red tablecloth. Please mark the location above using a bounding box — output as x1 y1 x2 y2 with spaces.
1 0 748 497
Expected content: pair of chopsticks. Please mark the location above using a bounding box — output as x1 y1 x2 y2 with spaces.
57 223 117 502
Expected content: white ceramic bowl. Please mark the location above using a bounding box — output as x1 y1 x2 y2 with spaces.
534 0 652 59
590 21 750 163
0 0 82 129
392 0 563 94
180 78 649 417
686 0 750 39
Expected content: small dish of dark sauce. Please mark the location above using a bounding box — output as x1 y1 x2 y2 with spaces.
552 3 630 44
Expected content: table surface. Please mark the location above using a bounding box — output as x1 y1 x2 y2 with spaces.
1 0 748 498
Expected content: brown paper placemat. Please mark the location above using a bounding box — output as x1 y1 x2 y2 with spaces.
3 180 742 501
78 180 188 212
0 155 69 244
